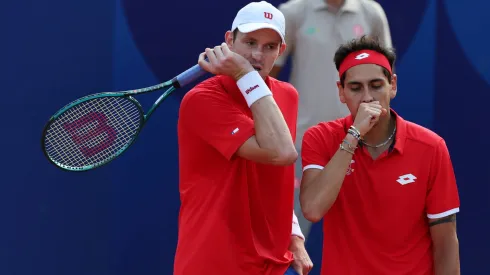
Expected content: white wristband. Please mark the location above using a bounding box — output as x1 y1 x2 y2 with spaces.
236 71 272 107
292 212 305 240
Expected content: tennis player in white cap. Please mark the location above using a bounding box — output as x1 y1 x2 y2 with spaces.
174 1 313 275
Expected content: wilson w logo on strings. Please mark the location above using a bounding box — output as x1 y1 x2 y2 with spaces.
63 112 117 158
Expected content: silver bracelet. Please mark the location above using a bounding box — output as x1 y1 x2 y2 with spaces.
342 139 357 151
348 126 361 140
340 143 355 155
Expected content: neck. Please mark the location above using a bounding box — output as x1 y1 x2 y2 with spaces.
362 111 396 147
325 0 344 8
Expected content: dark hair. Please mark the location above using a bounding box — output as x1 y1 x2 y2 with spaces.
334 35 396 87
233 29 239 41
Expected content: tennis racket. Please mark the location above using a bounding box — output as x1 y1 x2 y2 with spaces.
41 62 208 172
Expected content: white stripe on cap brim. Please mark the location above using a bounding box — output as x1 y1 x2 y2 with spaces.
237 23 285 44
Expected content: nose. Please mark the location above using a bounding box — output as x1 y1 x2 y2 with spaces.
361 90 374 103
251 48 264 60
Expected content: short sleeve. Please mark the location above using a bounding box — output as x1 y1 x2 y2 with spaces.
179 88 255 160
426 139 460 219
275 0 305 66
301 125 335 172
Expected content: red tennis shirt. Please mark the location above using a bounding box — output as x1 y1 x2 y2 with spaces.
174 75 299 275
301 109 460 275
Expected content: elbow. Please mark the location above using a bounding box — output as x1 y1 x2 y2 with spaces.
301 207 323 223
300 194 324 223
274 147 298 165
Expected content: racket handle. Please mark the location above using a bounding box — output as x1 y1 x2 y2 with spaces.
173 63 208 88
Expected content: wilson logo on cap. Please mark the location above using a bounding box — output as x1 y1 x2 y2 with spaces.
264 12 273 19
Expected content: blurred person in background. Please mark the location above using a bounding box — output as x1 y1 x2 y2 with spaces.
270 0 392 235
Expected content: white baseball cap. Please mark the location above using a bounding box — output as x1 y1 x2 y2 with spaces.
231 1 286 43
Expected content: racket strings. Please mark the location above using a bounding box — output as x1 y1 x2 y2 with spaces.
44 96 143 170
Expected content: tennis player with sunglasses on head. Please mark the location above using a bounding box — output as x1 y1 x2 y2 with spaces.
300 35 461 275
174 2 312 275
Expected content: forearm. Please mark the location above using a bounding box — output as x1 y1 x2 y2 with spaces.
300 134 358 222
238 71 296 163
434 237 460 275
289 234 304 251
251 97 296 158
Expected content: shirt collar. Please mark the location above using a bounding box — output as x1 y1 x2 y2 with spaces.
313 0 361 13
344 108 407 154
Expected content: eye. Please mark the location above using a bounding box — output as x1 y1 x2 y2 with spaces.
350 85 361 91
267 44 278 50
371 82 384 90
246 41 256 46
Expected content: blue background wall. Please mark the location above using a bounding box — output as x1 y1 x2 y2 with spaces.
2 0 488 274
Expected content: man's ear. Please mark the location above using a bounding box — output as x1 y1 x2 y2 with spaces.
278 43 287 56
338 81 346 103
390 74 397 99
225 31 234 47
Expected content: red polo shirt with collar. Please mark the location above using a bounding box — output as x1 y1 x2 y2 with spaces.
301 109 460 275
174 74 299 275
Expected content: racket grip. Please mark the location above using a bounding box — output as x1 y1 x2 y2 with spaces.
173 63 208 88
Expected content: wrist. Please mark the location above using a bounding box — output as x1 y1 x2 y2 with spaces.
289 235 305 250
340 130 359 155
348 125 362 140
233 66 254 81
344 132 359 147
236 70 272 107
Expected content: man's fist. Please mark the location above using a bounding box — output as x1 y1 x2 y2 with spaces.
198 43 254 81
352 101 387 136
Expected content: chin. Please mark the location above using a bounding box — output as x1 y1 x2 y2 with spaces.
371 121 381 128
259 70 269 79
348 108 358 118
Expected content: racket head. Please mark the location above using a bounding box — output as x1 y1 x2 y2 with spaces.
41 93 145 171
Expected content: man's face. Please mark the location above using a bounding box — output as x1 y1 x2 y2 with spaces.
225 29 286 79
338 64 397 119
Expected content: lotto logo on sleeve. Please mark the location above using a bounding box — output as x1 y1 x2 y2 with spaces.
245 84 259 94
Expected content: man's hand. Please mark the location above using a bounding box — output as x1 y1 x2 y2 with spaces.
352 101 388 136
289 236 313 275
198 42 254 81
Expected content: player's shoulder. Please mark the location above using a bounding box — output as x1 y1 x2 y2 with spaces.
187 76 225 95
302 118 347 151
269 77 299 97
304 117 347 140
401 116 445 148
357 0 387 17
278 0 307 12
181 76 226 104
